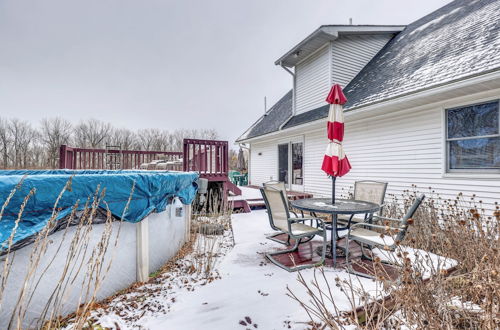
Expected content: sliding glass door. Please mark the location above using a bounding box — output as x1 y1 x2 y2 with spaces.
277 139 304 191
291 142 303 191
278 143 289 184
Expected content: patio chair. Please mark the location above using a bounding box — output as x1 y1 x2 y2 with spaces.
344 194 425 278
336 180 388 228
263 181 306 245
260 187 327 272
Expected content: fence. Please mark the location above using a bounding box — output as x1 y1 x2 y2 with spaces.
183 139 228 181
59 139 229 181
59 145 183 170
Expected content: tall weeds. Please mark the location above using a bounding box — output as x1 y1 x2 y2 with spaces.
189 187 234 279
289 188 500 329
0 178 132 329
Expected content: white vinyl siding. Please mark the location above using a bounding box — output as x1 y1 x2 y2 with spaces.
331 35 393 87
295 45 331 115
249 141 278 185
303 106 500 212
249 91 500 213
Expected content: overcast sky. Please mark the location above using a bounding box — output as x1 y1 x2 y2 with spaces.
0 0 452 145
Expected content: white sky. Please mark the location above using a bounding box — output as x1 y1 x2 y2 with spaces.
0 0 452 145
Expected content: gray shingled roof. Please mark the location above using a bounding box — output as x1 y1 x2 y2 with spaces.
237 90 292 141
239 0 500 139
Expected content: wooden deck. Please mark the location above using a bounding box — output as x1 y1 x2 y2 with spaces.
235 185 313 210
270 233 400 279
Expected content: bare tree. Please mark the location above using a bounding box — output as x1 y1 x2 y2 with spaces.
136 128 163 151
0 118 10 168
171 128 219 151
108 128 137 150
8 119 38 168
74 119 111 148
40 118 73 168
0 116 222 169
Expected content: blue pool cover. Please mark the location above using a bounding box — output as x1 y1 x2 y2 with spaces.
0 170 198 249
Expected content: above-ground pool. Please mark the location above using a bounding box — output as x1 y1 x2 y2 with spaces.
0 169 198 328
0 169 198 251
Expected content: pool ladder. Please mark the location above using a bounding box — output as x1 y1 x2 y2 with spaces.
105 145 123 170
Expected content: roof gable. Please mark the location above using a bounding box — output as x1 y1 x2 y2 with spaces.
276 25 405 68
239 0 500 141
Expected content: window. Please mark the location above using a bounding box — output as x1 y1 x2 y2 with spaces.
291 142 303 185
446 100 500 172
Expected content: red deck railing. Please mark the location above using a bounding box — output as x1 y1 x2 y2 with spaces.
59 145 183 170
59 139 229 181
183 139 228 181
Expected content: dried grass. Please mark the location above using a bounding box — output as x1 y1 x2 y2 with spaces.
0 177 133 330
289 187 500 329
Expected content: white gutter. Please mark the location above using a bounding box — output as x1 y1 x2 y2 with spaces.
279 61 296 126
279 63 294 77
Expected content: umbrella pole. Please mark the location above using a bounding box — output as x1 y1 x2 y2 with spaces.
332 176 336 204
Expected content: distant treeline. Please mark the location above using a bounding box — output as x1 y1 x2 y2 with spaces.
0 117 219 169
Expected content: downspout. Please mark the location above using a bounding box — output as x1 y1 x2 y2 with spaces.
279 61 296 130
279 61 295 112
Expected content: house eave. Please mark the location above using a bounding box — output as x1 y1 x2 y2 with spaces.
275 25 406 68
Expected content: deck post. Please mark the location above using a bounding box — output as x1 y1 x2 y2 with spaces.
136 219 149 282
184 204 192 242
59 145 67 169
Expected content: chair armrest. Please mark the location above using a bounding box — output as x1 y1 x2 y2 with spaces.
348 222 401 235
372 215 403 223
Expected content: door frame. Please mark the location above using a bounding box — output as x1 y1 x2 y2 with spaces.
276 136 305 192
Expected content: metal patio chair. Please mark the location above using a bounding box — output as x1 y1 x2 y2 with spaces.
263 181 296 213
344 194 425 278
336 180 388 228
262 181 307 245
260 187 327 272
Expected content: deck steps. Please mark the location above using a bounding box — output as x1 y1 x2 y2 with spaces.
225 181 242 196
230 186 313 212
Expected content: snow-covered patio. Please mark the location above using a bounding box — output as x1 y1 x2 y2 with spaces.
79 209 457 329
146 209 360 330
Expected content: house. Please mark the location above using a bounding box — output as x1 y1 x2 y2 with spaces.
237 0 500 211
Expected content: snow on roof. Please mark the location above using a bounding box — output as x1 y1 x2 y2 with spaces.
239 0 500 140
343 0 500 110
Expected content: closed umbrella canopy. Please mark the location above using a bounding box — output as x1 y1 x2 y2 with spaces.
321 84 351 203
237 148 246 171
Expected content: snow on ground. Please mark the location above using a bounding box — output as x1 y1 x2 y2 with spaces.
69 210 456 329
144 210 377 330
229 186 263 201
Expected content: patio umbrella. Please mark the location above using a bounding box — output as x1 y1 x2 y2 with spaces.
321 84 351 204
237 147 246 172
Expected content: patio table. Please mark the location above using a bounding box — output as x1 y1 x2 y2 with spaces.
290 198 380 267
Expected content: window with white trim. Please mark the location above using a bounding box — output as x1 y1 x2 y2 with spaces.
446 100 500 172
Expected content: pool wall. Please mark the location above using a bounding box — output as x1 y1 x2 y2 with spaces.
0 204 191 329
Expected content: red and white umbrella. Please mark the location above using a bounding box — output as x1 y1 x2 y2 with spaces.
321 84 351 203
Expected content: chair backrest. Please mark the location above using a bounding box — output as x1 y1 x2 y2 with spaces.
263 181 289 208
354 180 388 214
396 194 425 242
260 187 290 232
